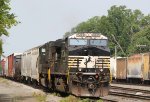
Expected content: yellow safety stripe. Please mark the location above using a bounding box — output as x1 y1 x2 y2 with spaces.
48 68 51 81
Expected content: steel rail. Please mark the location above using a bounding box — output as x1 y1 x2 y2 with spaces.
109 91 150 100
110 86 150 94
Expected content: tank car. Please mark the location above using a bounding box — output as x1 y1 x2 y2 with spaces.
39 33 111 97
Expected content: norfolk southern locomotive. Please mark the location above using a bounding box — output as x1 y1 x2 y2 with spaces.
39 33 111 97
2 33 111 98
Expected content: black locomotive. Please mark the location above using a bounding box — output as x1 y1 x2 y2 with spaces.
39 33 111 97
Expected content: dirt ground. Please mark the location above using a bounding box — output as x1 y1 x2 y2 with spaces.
0 77 62 102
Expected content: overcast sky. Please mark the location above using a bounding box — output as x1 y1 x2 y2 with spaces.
2 0 150 56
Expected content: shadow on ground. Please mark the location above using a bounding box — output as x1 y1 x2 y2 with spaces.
0 94 35 102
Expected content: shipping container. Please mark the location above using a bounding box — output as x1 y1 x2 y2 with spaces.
143 53 150 80
127 54 143 79
110 57 116 79
116 57 127 80
21 46 40 82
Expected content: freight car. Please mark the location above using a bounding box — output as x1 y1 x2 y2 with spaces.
114 53 150 84
21 46 40 85
7 53 22 79
127 53 150 83
39 33 111 97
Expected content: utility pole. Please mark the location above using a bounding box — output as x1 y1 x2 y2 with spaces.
111 34 125 55
115 46 117 58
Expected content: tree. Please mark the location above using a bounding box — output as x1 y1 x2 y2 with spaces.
0 0 18 54
65 5 150 56
128 26 150 54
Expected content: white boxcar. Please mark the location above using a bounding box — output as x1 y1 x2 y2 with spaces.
21 46 40 82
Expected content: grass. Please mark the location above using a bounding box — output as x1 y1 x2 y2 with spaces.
0 77 10 85
60 95 79 102
52 92 61 97
32 92 46 102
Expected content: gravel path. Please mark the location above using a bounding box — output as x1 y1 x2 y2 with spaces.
0 77 62 102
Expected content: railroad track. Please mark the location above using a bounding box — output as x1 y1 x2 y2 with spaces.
109 86 150 100
109 91 150 100
111 86 150 94
112 81 150 87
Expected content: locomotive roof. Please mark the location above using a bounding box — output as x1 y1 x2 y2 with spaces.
64 33 108 39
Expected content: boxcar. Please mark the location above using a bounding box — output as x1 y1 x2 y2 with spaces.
7 53 22 78
21 46 40 83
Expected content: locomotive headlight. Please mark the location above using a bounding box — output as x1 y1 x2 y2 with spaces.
100 68 103 72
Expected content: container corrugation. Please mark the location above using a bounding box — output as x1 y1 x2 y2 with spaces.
116 58 127 79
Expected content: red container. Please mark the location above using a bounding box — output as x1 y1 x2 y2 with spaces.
8 54 14 77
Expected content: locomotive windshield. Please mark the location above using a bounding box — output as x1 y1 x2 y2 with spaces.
90 39 107 46
69 39 87 45
69 39 107 46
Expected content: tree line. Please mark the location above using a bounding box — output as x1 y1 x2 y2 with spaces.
65 5 150 56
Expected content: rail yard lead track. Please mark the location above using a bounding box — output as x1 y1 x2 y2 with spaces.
109 86 150 100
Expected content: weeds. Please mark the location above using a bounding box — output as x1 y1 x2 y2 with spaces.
32 92 46 102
